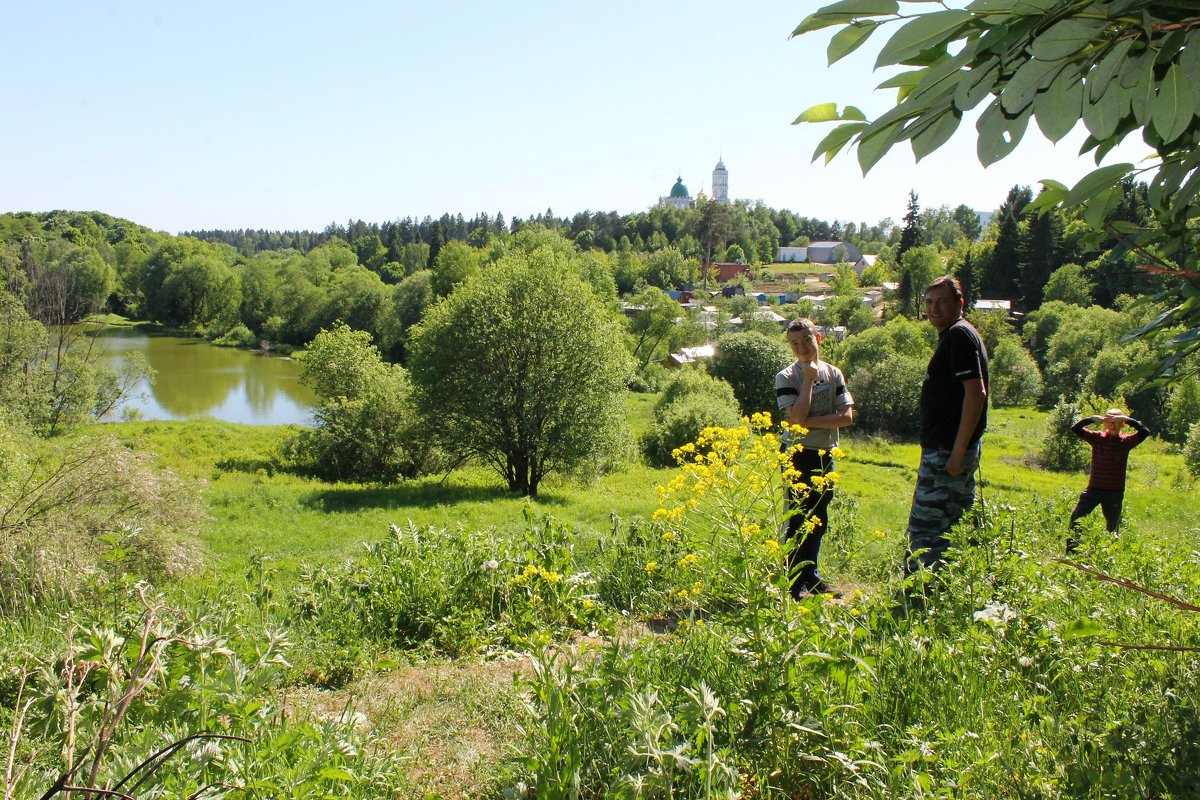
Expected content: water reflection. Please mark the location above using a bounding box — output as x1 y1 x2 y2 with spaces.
92 327 316 426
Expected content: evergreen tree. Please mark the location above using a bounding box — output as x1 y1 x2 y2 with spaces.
1020 203 1064 311
980 185 1032 302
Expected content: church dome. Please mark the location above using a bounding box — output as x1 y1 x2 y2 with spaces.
669 177 690 198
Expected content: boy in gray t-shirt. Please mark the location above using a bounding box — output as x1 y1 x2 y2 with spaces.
775 318 854 598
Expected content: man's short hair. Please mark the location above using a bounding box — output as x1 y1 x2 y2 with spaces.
786 317 818 334
925 275 963 303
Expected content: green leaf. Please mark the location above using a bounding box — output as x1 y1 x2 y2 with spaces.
1182 32 1200 79
795 103 841 123
1064 162 1135 206
828 21 879 64
878 68 927 90
875 10 973 69
810 122 868 163
1151 63 1195 143
954 58 1000 111
1011 0 1056 13
1001 57 1063 115
910 108 962 160
1088 39 1134 103
1082 76 1129 141
1024 180 1069 214
318 766 356 781
793 0 899 35
1120 48 1151 90
1061 619 1108 640
1081 186 1122 227
857 122 904 173
1030 18 1106 62
1034 65 1083 142
976 100 1029 165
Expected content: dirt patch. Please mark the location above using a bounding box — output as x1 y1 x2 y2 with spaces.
290 657 531 798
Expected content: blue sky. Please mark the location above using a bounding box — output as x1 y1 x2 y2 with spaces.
1 1 1148 234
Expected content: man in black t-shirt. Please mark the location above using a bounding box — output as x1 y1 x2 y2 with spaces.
905 276 989 573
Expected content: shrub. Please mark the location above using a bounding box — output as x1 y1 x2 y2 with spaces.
848 354 926 435
212 322 257 348
641 393 742 467
989 339 1043 406
708 331 791 416
1038 396 1090 471
288 323 443 482
1184 422 1200 478
0 431 201 613
1165 379 1200 443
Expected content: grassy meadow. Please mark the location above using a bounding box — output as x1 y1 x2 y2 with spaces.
6 399 1200 798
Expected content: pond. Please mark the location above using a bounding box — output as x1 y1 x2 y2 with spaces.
93 327 316 426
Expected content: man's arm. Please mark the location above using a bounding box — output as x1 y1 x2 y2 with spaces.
1072 416 1098 436
946 378 986 476
1123 416 1151 445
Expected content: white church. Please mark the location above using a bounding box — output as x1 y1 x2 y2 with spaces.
661 159 729 209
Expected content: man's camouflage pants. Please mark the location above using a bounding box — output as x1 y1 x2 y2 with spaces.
905 443 981 573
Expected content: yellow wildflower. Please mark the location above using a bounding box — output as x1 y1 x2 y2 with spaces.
644 561 659 574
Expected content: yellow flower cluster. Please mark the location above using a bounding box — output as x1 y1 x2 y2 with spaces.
509 563 562 586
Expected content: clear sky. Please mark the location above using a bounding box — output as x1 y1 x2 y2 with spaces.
1 1 1148 235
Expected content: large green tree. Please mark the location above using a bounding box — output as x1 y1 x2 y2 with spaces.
407 247 633 496
795 0 1200 378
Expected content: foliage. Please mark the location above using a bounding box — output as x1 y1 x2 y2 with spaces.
1044 262 1093 306
1165 378 1200 442
827 315 933 382
641 372 742 467
511 420 1200 798
847 354 926 436
1184 421 1200 477
0 429 202 613
1039 396 1090 471
293 513 608 660
990 338 1044 407
794 0 1200 379
408 240 633 496
626 286 683 370
708 331 791 417
287 322 439 482
3 585 410 798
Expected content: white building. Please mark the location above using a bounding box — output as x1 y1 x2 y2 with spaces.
712 159 728 203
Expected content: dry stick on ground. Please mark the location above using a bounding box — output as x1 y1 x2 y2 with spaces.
1053 557 1200 652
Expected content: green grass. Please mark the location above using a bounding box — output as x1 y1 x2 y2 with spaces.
105 403 1200 583
18 401 1200 798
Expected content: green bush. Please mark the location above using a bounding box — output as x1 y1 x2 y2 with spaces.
848 354 926 435
1184 421 1200 478
708 331 791 417
1166 379 1200 443
641 393 742 468
212 322 258 348
286 323 443 482
1038 397 1090 471
989 339 1043 406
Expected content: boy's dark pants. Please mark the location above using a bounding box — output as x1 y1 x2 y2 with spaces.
1067 488 1124 553
785 448 834 596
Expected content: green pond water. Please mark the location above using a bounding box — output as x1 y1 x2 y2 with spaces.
94 327 316 426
